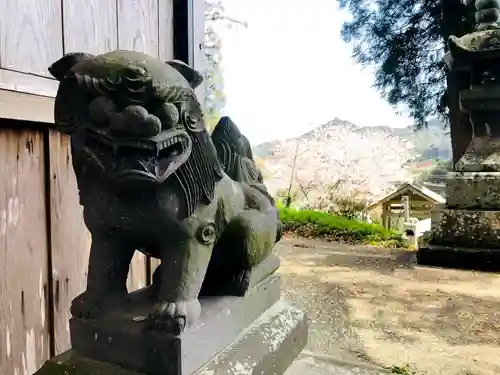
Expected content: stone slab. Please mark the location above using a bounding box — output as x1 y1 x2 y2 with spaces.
417 243 500 272
429 207 500 248
70 275 281 375
193 301 308 375
34 300 308 375
446 172 500 209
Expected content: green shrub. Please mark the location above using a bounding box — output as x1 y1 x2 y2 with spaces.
279 206 404 248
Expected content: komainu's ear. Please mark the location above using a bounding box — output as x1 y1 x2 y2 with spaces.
48 52 95 81
166 60 204 89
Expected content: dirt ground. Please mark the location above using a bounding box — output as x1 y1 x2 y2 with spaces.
277 236 500 375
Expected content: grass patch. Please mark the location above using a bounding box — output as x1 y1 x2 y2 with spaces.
279 206 404 248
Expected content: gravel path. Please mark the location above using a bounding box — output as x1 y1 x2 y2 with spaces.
277 236 500 375
285 354 387 375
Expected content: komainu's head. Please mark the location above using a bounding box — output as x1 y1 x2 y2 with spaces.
49 50 222 213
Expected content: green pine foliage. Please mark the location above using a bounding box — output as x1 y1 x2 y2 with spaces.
338 0 476 127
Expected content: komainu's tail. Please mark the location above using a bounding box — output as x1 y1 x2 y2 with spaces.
211 116 264 185
211 116 283 242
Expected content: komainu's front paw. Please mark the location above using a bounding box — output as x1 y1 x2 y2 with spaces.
147 299 201 335
70 291 127 319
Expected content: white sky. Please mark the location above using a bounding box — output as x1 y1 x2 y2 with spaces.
218 0 411 145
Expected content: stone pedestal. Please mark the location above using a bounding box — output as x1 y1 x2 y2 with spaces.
417 170 500 271
402 218 418 248
34 275 308 375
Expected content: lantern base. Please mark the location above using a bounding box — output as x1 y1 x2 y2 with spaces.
446 171 500 209
418 168 500 271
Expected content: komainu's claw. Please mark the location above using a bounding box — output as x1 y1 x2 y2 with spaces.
147 299 201 335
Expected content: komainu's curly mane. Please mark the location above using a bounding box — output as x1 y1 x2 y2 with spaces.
174 129 223 215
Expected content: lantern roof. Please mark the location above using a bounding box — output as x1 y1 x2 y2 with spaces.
445 0 500 70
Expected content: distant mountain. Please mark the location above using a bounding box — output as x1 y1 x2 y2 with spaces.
252 117 451 203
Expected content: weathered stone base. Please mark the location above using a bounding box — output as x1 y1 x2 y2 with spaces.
34 351 141 375
446 172 500 209
70 275 281 374
41 273 307 375
429 207 500 248
34 300 308 375
418 204 500 271
417 243 500 272
417 165 500 272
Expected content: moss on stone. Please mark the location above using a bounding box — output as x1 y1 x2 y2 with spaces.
34 351 144 375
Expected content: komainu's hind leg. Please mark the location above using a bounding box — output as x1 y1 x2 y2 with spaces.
203 208 280 297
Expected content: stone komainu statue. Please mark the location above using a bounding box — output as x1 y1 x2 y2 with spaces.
49 50 282 335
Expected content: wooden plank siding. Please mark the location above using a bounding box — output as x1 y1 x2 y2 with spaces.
0 0 63 77
0 0 179 123
118 0 159 57
191 0 207 108
62 0 118 55
159 0 175 61
0 91 54 124
0 123 51 375
48 131 91 355
0 0 62 123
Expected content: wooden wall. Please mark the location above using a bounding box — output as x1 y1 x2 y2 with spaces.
0 0 175 124
0 126 50 375
0 0 209 374
0 126 157 373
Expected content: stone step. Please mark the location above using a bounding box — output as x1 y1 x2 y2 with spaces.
417 243 500 272
445 172 500 209
429 207 500 249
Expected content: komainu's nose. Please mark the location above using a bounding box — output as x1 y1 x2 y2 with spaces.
110 105 162 138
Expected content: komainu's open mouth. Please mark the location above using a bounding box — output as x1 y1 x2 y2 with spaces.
84 128 192 184
156 134 191 179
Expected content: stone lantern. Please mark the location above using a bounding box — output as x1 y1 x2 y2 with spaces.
450 0 500 171
417 0 500 270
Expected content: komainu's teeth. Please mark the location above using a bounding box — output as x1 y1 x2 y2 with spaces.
157 136 184 151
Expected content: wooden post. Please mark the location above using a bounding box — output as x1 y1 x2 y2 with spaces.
402 195 410 222
381 203 389 229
